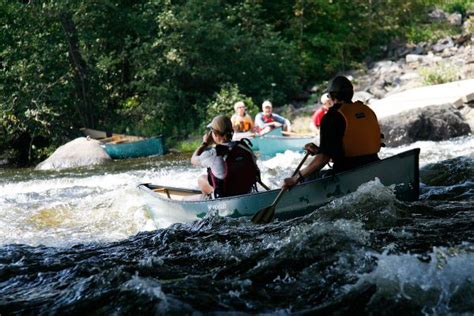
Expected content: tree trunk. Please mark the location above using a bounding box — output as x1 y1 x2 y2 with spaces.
59 12 96 128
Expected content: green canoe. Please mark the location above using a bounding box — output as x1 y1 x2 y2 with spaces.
233 128 312 157
102 136 166 159
256 134 313 157
138 148 420 222
81 128 166 159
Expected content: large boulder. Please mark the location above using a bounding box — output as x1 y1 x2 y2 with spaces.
36 137 111 170
379 104 471 147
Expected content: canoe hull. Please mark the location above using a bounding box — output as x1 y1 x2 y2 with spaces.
233 128 311 156
103 136 166 159
257 135 312 157
139 148 420 221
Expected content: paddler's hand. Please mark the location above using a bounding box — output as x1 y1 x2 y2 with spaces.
283 175 299 190
273 122 283 128
202 131 214 146
304 143 319 156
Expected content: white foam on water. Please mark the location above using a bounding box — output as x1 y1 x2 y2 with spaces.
0 165 203 247
1 135 471 247
380 135 474 166
354 244 474 314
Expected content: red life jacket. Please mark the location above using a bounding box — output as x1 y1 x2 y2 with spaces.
207 140 260 198
262 115 274 123
256 114 275 133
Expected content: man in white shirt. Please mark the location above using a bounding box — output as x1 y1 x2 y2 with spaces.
254 100 291 135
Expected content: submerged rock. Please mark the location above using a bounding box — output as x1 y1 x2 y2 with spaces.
36 137 111 170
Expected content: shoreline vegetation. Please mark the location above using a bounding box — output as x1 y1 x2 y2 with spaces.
1 1 473 166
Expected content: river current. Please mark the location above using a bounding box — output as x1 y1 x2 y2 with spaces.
0 135 473 314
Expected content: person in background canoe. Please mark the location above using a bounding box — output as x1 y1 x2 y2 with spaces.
283 75 381 188
254 100 291 135
309 93 333 132
191 115 261 199
231 101 254 133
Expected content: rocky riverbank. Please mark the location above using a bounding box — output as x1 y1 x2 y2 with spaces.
290 8 473 147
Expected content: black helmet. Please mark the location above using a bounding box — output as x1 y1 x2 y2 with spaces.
328 76 353 102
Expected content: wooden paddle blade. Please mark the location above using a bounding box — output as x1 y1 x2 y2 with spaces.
251 205 276 224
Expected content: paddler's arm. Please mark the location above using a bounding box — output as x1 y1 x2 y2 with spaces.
283 153 330 189
191 131 213 166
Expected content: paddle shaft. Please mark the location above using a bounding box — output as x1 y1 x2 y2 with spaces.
251 152 310 224
270 151 310 206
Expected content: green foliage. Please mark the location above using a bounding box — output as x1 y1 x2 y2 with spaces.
206 84 257 126
419 63 459 85
175 139 202 153
405 22 459 44
0 0 463 165
440 0 474 15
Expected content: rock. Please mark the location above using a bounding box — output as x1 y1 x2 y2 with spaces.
463 16 474 35
368 86 386 99
379 104 471 147
399 72 420 82
428 8 448 22
432 37 454 53
455 33 472 45
36 137 111 171
406 54 423 63
353 91 374 103
370 79 474 118
447 13 463 26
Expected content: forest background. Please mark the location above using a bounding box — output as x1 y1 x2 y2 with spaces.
0 0 472 166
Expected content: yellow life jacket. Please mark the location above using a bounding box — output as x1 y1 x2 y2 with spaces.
337 101 381 157
232 114 254 132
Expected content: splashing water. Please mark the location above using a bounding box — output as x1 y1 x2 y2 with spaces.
0 136 473 314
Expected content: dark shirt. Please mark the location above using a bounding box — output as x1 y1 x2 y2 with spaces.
319 103 379 172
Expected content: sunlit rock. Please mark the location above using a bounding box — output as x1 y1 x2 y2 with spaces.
379 104 471 147
36 137 111 170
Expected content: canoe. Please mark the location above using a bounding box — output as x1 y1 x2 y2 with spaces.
103 136 166 159
232 127 282 151
138 148 420 221
232 128 312 156
256 134 313 157
81 128 166 159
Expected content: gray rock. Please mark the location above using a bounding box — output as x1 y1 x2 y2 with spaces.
406 54 424 63
36 137 111 170
463 17 474 35
379 104 471 147
447 13 463 26
353 91 374 103
432 37 454 52
368 86 386 99
428 8 448 22
413 44 426 55
399 72 420 82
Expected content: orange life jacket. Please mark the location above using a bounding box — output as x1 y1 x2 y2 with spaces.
337 101 381 157
232 114 254 132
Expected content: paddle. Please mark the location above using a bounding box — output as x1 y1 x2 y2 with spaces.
251 152 310 224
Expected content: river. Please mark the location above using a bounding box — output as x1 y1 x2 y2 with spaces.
0 135 473 314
